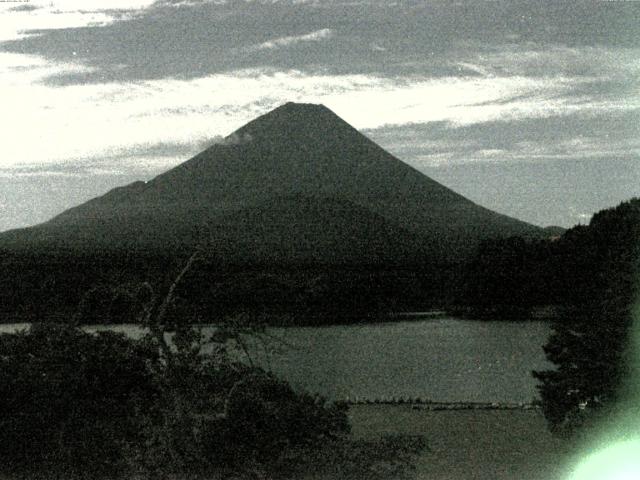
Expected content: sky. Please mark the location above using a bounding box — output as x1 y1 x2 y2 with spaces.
0 0 639 232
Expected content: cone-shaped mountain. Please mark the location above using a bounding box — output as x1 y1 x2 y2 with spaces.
0 102 542 264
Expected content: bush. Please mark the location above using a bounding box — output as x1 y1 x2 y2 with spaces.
533 199 640 436
0 322 157 478
0 322 424 479
0 249 426 479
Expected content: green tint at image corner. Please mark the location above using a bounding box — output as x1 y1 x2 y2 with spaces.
567 439 640 480
566 297 640 480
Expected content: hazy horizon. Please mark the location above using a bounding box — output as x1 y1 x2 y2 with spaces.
1 0 639 232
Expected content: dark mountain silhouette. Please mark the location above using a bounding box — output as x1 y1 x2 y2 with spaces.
0 102 542 264
0 102 554 323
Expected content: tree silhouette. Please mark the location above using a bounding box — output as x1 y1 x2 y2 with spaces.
533 199 640 435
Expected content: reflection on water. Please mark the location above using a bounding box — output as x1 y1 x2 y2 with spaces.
0 318 552 403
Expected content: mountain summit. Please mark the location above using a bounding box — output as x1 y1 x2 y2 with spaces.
0 102 542 264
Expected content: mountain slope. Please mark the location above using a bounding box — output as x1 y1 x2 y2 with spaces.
0 102 542 262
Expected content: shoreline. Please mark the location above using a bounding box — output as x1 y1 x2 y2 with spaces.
343 398 541 410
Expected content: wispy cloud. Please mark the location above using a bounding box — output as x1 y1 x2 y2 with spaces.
248 28 334 51
8 4 40 13
4 55 626 175
366 110 640 169
0 0 155 42
4 0 637 86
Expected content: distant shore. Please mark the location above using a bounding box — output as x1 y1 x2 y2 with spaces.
344 398 541 411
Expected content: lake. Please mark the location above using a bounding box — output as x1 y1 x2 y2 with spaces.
0 318 553 403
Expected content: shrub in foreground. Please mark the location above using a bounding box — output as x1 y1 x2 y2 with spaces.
0 322 157 478
0 322 425 479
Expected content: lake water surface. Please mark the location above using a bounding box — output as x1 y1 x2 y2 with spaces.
0 318 552 403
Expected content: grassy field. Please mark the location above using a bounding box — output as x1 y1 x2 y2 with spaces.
348 405 576 480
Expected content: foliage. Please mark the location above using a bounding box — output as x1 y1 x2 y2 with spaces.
459 235 565 318
0 249 426 479
0 245 452 324
0 322 157 478
460 198 640 434
0 320 357 479
533 199 640 435
0 249 170 323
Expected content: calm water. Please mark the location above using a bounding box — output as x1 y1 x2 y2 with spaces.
0 319 552 403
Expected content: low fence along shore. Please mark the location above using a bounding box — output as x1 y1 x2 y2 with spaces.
343 397 541 410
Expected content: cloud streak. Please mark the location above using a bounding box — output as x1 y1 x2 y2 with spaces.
3 0 639 85
248 28 334 51
3 57 628 176
0 0 155 42
366 111 640 167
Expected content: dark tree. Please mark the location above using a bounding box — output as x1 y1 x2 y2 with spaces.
0 249 426 479
0 323 158 478
533 199 640 435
